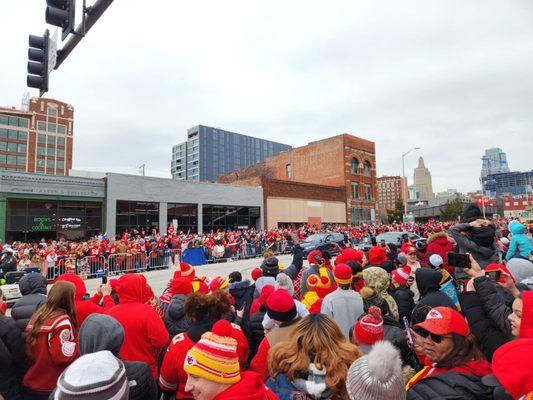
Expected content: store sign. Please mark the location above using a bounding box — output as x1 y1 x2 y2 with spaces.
31 216 83 231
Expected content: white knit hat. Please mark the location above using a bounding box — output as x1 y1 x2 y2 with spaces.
346 341 405 400
275 273 294 297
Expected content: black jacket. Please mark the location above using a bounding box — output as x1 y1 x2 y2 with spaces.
448 223 498 268
473 276 514 338
123 360 157 400
229 280 255 336
389 286 415 322
459 291 510 361
383 315 413 366
413 268 456 316
164 294 191 339
407 372 493 400
247 309 266 361
11 273 48 336
0 314 28 400
0 253 17 273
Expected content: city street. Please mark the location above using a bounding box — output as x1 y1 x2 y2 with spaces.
83 254 294 295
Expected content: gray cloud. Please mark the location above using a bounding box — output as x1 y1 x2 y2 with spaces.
1 0 532 192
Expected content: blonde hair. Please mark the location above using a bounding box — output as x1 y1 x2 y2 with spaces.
268 314 362 399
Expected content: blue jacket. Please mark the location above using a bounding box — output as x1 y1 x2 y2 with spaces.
506 220 533 260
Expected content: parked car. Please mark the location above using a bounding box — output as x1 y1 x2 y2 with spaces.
358 231 426 252
300 233 346 256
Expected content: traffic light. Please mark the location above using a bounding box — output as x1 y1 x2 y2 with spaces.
46 0 76 40
27 30 50 96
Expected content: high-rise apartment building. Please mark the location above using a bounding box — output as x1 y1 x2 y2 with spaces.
377 176 407 211
171 125 292 182
413 157 434 200
481 148 510 178
0 97 73 175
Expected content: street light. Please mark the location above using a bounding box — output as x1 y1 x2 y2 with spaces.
402 147 421 217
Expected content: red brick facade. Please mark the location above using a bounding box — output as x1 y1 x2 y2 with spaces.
219 134 377 224
377 176 407 211
0 97 73 176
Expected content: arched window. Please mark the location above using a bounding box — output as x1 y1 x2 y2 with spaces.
364 160 372 176
350 158 359 174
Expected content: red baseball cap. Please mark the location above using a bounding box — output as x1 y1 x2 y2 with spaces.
414 307 469 336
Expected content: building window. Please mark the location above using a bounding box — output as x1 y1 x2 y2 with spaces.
47 123 57 133
364 184 372 200
57 124 66 134
17 156 26 165
352 182 359 199
37 121 46 131
37 147 45 156
364 161 372 177
57 149 65 158
38 134 46 144
18 144 26 153
48 108 57 116
350 158 360 174
18 131 27 141
7 142 18 152
7 155 16 164
57 137 65 147
286 164 292 179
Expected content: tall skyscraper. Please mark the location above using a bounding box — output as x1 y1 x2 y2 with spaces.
171 125 292 182
0 97 74 175
481 148 510 178
413 157 434 199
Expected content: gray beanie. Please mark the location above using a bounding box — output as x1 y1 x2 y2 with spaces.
506 258 533 284
275 273 294 297
53 350 129 400
346 341 405 400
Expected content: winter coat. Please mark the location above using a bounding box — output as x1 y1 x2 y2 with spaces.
164 294 191 338
230 279 255 333
247 309 267 361
11 273 47 335
106 274 169 379
0 254 17 273
407 372 494 400
448 223 498 268
412 268 456 317
506 220 533 260
321 288 364 338
0 314 27 400
23 312 78 394
362 267 399 320
389 286 415 322
382 315 414 366
78 313 157 400
473 276 514 338
55 273 115 326
459 291 510 361
216 371 279 400
426 232 455 272
267 365 331 400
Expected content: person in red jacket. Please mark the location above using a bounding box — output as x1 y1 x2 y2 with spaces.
23 280 79 399
426 231 455 275
183 320 277 400
106 274 168 379
55 273 115 326
159 290 249 399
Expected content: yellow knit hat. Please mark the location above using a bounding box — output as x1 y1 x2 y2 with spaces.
183 321 241 384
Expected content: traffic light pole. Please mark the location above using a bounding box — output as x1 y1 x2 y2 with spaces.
55 0 113 69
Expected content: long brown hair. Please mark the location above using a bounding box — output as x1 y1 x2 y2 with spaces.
27 280 77 356
268 314 362 399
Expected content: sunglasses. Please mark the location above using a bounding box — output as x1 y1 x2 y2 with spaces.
413 328 451 344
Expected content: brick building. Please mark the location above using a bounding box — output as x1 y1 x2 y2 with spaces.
218 134 377 225
0 97 73 176
377 176 407 212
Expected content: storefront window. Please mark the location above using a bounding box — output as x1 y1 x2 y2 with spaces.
202 205 260 232
167 203 197 233
115 200 159 234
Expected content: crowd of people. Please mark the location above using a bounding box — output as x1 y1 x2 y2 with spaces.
1 204 533 399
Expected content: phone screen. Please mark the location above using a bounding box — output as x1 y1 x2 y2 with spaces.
487 270 501 281
403 316 414 346
101 275 108 284
447 252 471 269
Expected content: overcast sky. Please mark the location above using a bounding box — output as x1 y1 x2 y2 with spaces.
1 0 532 193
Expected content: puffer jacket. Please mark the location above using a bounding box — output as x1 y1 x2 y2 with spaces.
407 372 494 400
164 294 191 338
473 276 515 338
382 315 413 366
0 314 27 400
448 223 498 268
11 273 47 335
229 279 255 335
79 313 157 400
389 286 415 322
459 291 510 361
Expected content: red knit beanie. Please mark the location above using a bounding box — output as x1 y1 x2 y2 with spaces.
354 306 384 345
368 246 388 266
334 263 353 285
266 289 297 322
251 267 263 281
392 265 412 286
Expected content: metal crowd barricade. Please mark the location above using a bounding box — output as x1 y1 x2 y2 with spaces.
78 255 107 278
148 249 177 270
107 252 146 275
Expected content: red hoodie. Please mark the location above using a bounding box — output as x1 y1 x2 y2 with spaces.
106 274 169 378
426 233 455 273
521 291 533 338
55 273 115 326
214 372 279 400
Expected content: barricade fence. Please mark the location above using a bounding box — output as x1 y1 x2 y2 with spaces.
45 242 292 280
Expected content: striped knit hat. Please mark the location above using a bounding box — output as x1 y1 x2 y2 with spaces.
354 306 384 346
184 320 241 384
